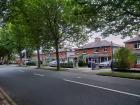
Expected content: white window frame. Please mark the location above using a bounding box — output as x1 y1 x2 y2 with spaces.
137 57 140 64
134 42 140 49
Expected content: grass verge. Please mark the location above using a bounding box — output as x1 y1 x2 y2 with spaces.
97 71 140 80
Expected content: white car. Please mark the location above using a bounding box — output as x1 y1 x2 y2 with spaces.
99 61 111 68
48 61 57 67
48 61 65 67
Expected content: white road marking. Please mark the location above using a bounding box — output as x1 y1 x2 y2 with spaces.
64 79 140 98
76 77 81 79
34 73 45 77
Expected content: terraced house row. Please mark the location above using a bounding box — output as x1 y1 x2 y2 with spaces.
43 35 140 68
45 37 121 64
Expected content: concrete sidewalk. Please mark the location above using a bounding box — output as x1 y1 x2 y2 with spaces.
42 66 111 75
0 88 17 105
66 67 111 75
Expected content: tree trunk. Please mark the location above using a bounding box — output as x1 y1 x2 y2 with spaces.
37 47 41 68
19 51 23 66
55 40 60 71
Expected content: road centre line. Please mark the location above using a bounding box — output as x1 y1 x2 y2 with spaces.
34 73 45 77
64 79 140 98
76 77 81 79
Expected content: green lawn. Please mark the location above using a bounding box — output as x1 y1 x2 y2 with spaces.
97 71 140 80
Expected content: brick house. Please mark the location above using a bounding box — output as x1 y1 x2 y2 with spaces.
44 38 121 64
46 48 75 63
125 35 140 68
75 37 121 63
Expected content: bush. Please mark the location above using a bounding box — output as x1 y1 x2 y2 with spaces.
114 48 136 70
26 61 36 66
78 60 87 67
60 62 73 68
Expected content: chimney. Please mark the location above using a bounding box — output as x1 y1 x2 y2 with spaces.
95 37 101 42
135 32 140 37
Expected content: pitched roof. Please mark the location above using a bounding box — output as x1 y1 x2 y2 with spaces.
124 36 140 43
81 40 121 49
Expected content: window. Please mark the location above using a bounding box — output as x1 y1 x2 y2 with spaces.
93 48 99 52
104 47 107 52
83 49 87 53
134 43 140 49
137 58 140 64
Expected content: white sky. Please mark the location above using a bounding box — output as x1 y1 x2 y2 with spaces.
88 32 131 46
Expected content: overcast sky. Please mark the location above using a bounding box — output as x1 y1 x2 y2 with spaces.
89 33 132 46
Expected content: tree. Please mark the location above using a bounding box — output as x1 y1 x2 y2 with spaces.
8 0 42 67
37 0 89 70
114 48 136 70
10 24 28 65
0 25 15 64
8 0 89 70
73 0 140 37
0 22 34 65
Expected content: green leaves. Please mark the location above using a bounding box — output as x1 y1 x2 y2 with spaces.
114 48 136 69
75 0 140 37
0 0 91 68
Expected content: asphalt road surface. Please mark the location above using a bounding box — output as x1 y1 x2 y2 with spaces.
0 65 140 105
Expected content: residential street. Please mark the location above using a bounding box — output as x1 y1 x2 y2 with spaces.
0 65 140 105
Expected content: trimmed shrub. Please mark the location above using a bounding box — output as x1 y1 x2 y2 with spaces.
78 60 87 67
26 61 36 66
114 48 136 70
60 62 73 68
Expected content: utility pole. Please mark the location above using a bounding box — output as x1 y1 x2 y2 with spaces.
111 41 114 71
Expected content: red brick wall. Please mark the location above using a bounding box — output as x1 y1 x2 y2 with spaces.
125 42 134 50
86 48 93 54
75 47 113 57
134 64 140 68
107 47 113 56
51 51 66 58
75 49 84 55
125 42 140 68
47 46 114 60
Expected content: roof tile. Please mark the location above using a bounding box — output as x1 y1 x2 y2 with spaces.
82 40 121 49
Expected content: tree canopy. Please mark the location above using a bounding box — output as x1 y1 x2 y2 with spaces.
6 0 90 69
74 0 140 37
1 0 139 69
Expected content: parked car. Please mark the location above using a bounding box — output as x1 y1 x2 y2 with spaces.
49 61 64 67
26 61 36 66
24 60 30 64
99 61 111 68
49 60 69 67
48 61 57 67
88 61 99 68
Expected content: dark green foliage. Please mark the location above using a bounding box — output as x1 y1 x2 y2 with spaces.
60 62 73 68
78 60 87 67
74 0 140 37
26 61 36 66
